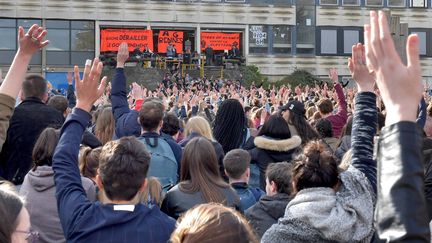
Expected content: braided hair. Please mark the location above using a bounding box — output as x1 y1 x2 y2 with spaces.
213 99 247 153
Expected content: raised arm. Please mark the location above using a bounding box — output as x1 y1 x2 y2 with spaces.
0 25 49 148
53 58 106 237
329 68 348 117
111 42 141 137
365 11 429 242
348 43 377 193
66 72 76 108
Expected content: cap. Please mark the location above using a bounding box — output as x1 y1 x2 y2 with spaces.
281 100 306 116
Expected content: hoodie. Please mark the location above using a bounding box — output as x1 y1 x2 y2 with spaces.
19 166 96 243
248 135 302 189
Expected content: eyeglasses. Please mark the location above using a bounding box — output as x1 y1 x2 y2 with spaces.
15 230 39 243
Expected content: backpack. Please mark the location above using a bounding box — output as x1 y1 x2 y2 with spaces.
138 136 178 192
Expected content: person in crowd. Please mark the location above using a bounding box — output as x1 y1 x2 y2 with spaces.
170 203 258 243
424 102 432 138
161 137 240 219
205 44 214 66
314 118 340 153
167 42 176 58
335 116 353 160
52 58 175 242
262 42 377 243
316 68 348 138
161 112 181 142
131 45 142 58
245 162 292 239
213 99 250 153
0 182 38 243
230 42 240 58
140 177 163 208
180 116 225 179
280 100 320 145
94 106 115 145
0 26 64 186
248 114 301 190
79 146 102 185
223 149 264 212
19 128 96 243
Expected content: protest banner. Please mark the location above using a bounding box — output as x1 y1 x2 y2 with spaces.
200 32 240 51
100 29 154 52
158 30 184 53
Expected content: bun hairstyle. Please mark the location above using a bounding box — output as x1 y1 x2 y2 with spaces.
291 140 339 194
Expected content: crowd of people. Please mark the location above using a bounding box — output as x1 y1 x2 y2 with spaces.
0 10 430 243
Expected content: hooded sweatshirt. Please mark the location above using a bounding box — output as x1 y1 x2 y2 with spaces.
19 165 96 243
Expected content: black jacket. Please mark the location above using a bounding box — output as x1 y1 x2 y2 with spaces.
245 193 291 238
376 122 430 242
161 183 240 219
0 97 64 184
248 135 302 189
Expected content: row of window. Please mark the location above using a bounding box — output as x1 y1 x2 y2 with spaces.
0 19 95 65
320 0 428 7
247 25 432 57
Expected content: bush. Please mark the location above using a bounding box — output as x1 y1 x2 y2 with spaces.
277 69 322 88
240 65 268 87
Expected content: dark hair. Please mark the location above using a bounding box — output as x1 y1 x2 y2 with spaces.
171 203 258 243
139 100 165 132
288 109 320 145
258 115 291 139
0 182 24 243
22 75 47 100
291 140 339 193
377 112 385 132
95 107 115 145
180 137 230 203
317 99 333 115
266 162 292 195
47 95 68 115
162 112 181 136
315 118 333 138
223 149 251 180
213 99 247 153
79 147 102 180
99 136 151 201
32 128 60 169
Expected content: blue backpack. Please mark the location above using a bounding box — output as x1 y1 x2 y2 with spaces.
138 136 178 192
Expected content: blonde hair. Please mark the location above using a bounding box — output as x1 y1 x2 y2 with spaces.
95 107 115 145
170 203 258 243
184 116 214 141
140 177 163 207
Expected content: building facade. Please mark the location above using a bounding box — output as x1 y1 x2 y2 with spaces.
0 0 431 86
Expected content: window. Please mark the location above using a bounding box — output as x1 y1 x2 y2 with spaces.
342 0 360 5
409 29 431 56
366 0 384 5
317 27 362 56
272 25 291 55
46 20 95 66
296 3 316 55
321 30 337 54
249 25 268 54
388 0 406 7
320 0 338 5
410 0 427 7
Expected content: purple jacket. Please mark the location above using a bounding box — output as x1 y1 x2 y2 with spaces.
327 83 348 138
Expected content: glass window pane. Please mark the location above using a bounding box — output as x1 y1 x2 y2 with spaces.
47 29 70 51
0 19 15 27
273 26 291 45
321 30 337 54
46 20 70 29
0 28 16 50
366 0 383 5
47 51 70 65
71 29 95 51
411 0 427 7
320 0 338 4
296 4 315 55
71 52 95 65
71 21 95 30
342 0 360 5
273 47 291 54
343 30 359 54
0 50 16 64
249 25 268 54
412 32 427 55
18 19 41 28
388 0 405 6
30 51 42 65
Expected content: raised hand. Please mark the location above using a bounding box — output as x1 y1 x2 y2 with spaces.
18 24 49 57
365 11 422 124
67 71 73 85
75 58 107 112
329 68 338 83
116 42 129 68
348 43 375 92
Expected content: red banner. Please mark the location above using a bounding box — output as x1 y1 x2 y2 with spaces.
200 32 240 51
100 29 154 52
158 31 184 53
